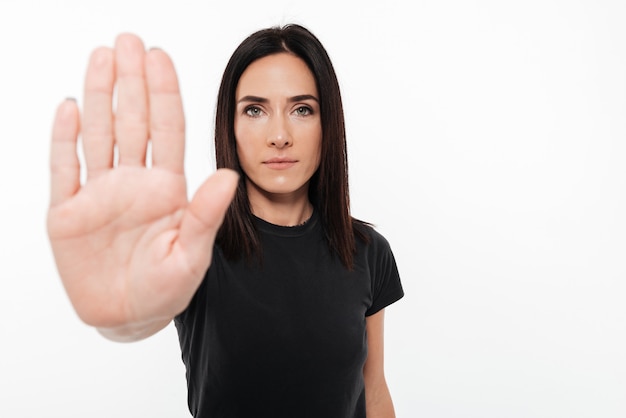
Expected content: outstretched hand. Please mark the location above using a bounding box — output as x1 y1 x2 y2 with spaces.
47 34 238 337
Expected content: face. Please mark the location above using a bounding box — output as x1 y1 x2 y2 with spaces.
234 52 322 204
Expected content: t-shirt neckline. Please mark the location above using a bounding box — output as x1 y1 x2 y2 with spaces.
253 209 319 237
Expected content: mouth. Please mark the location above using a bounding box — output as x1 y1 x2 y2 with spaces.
263 157 297 170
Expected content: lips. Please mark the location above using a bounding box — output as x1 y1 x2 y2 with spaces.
263 157 297 170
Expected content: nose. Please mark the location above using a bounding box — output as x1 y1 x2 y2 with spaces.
266 115 291 148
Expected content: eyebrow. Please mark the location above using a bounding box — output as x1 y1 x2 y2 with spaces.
237 94 319 104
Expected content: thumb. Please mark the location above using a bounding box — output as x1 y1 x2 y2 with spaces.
178 168 239 276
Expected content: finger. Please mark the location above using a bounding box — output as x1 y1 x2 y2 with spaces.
114 33 149 166
50 99 81 207
145 48 185 173
178 169 239 276
83 47 115 179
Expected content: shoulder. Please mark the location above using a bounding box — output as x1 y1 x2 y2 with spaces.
353 218 405 315
352 219 398 274
353 218 393 251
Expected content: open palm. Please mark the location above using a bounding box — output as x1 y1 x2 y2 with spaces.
47 34 237 337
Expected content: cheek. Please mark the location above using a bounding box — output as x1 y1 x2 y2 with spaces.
236 123 266 152
234 115 256 145
235 141 254 171
234 135 250 172
312 143 322 169
234 125 258 163
312 131 322 168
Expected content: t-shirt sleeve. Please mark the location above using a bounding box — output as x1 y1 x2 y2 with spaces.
365 229 405 316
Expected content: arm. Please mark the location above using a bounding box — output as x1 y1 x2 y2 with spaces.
97 318 172 343
48 34 238 342
363 309 396 418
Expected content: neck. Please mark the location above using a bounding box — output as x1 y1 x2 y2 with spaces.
247 184 313 227
252 201 313 227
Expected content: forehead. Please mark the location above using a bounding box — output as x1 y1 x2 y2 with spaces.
236 53 318 97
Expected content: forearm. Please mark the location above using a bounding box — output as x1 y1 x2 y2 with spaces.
97 317 172 343
365 378 396 418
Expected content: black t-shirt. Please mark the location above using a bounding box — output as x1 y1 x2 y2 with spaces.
175 211 404 417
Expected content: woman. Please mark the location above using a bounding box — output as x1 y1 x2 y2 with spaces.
48 24 403 417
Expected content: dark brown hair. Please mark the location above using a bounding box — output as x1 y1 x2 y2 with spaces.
214 23 368 268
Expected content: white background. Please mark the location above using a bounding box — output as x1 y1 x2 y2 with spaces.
1 0 625 417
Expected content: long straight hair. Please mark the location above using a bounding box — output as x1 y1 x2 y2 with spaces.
214 24 368 268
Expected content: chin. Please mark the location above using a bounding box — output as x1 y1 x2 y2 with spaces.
265 184 304 195
246 174 311 197
262 178 309 196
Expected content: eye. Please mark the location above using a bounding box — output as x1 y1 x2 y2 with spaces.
294 106 313 116
244 105 263 117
